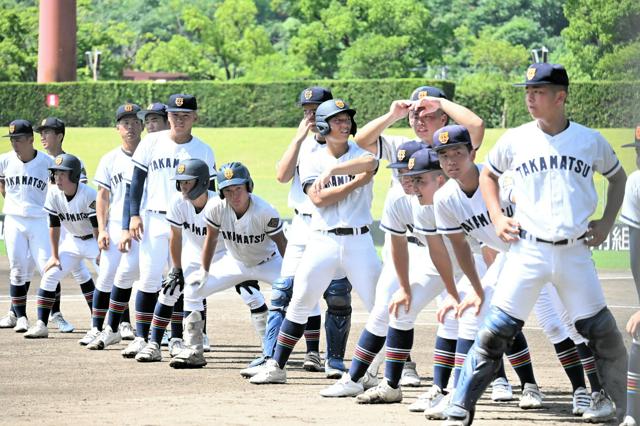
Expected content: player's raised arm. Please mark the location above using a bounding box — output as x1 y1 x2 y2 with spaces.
354 100 412 154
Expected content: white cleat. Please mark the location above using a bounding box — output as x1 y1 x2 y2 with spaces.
325 358 346 379
14 316 29 333
240 358 267 378
409 384 444 413
399 361 421 387
121 336 147 358
620 415 638 426
23 320 48 338
519 383 544 409
49 312 75 333
320 373 364 397
203 334 211 352
303 351 324 372
491 377 514 402
583 390 616 422
249 358 286 384
355 379 402 404
425 390 452 420
572 386 591 416
118 322 135 340
362 369 380 390
168 338 186 358
87 325 121 350
135 341 162 362
78 327 100 346
0 311 17 328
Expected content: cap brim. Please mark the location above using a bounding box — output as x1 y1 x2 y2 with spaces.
116 113 140 121
622 142 640 148
166 107 196 113
432 141 471 152
219 178 248 188
48 165 73 172
2 132 32 138
137 110 166 120
171 174 199 181
401 169 432 176
387 162 408 169
512 81 555 87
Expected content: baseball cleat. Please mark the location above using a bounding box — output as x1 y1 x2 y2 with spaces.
442 404 473 426
362 369 380 390
23 320 48 338
355 379 402 404
583 390 615 422
170 311 207 369
118 322 135 340
320 373 364 397
121 336 146 358
168 338 186 358
87 325 121 350
78 328 100 346
0 311 17 328
519 383 544 409
572 386 591 415
399 361 421 387
303 351 323 372
491 377 514 402
14 316 29 333
49 312 75 333
409 384 444 413
249 359 286 384
169 347 207 369
325 358 346 379
240 359 267 378
135 342 162 362
425 390 452 420
620 415 638 426
203 334 211 352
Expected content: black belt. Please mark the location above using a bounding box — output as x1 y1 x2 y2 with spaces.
407 236 425 247
148 210 167 215
257 251 276 266
74 234 94 241
519 228 586 246
294 209 312 218
327 226 369 236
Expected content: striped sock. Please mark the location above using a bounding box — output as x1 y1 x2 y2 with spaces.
348 329 386 382
122 306 131 324
506 331 536 390
453 338 474 387
273 319 306 369
79 279 95 312
51 283 61 314
36 288 57 325
170 295 184 340
627 341 640 421
433 337 456 390
150 303 173 345
554 337 585 391
9 283 28 318
385 327 413 388
576 342 602 392
91 289 111 331
135 290 158 341
304 315 321 353
10 281 29 316
107 286 132 331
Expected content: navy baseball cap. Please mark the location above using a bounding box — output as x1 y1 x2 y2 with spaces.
3 119 33 138
402 148 442 176
410 86 447 101
622 125 640 148
432 125 472 152
35 117 65 134
166 94 197 112
387 140 425 169
514 63 570 87
298 87 333 105
137 102 167 120
116 103 142 121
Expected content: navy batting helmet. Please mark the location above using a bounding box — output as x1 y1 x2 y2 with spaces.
217 162 254 199
49 153 82 184
315 99 357 136
171 158 210 200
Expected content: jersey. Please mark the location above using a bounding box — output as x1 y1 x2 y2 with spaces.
131 130 216 212
93 147 134 224
44 183 97 237
0 150 52 218
288 134 326 215
299 140 375 230
204 193 282 266
379 184 426 246
375 134 414 184
486 121 621 240
620 170 640 230
434 164 515 253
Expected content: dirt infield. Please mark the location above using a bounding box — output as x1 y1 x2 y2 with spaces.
0 260 636 425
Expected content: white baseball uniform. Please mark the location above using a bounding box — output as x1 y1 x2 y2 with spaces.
374 135 415 185
620 170 640 230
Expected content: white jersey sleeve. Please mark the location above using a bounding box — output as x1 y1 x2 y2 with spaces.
0 151 52 218
411 197 438 236
45 183 97 237
376 134 413 184
287 135 327 214
379 185 413 235
620 170 640 229
93 147 133 224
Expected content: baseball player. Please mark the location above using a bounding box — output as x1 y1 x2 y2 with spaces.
0 120 53 333
171 161 286 369
619 125 640 426
443 63 628 425
137 102 170 133
121 93 217 358
249 99 381 385
23 154 99 341
85 103 144 350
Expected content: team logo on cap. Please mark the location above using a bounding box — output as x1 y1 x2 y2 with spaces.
304 89 313 100
124 104 133 112
408 158 415 170
177 164 186 174
397 149 406 161
527 67 536 80
9 124 15 134
41 119 47 126
635 125 640 141
224 168 234 179
175 97 184 107
418 90 428 99
335 100 345 108
438 131 449 144
147 103 154 110
55 156 63 165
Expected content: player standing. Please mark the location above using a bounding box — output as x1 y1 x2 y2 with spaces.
137 102 169 133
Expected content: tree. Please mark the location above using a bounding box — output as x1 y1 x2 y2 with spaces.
240 52 312 81
0 6 38 81
337 34 416 78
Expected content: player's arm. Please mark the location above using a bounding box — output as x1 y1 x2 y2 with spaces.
305 171 373 208
585 168 627 246
426 233 461 322
44 214 62 272
276 118 314 183
312 156 378 193
388 234 412 317
479 167 519 242
96 186 110 250
200 224 219 273
128 166 148 241
354 100 412 154
481 245 499 267
446 232 484 317
0 179 5 198
169 225 183 269
269 230 287 257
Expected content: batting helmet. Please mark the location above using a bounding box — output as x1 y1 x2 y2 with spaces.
171 158 210 200
49 153 82 184
217 162 254 199
315 99 357 136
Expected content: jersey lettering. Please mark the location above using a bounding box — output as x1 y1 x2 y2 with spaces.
183 222 207 237
515 155 591 178
5 175 48 190
460 206 514 233
324 175 355 188
149 157 180 172
110 172 124 187
220 230 266 244
58 212 91 222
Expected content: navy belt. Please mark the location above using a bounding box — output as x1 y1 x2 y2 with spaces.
257 251 276 266
407 236 425 247
147 209 167 215
519 228 586 246
74 234 94 241
327 226 369 236
294 209 312 218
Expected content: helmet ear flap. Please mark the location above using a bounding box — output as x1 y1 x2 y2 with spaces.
350 119 357 136
175 180 181 192
247 178 254 193
316 120 330 136
218 189 225 199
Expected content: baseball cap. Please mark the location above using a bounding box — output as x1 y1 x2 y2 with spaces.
137 102 167 121
410 86 447 101
35 117 65 135
622 125 640 148
432 125 472 152
116 103 142 121
3 119 33 138
514 63 570 87
387 140 425 169
402 147 442 176
166 94 197 112
298 87 333 105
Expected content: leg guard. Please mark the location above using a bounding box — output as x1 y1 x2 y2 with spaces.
169 311 206 369
324 277 352 362
575 307 628 421
452 307 523 411
262 276 294 357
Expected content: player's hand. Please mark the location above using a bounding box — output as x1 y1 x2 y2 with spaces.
627 311 640 339
493 214 520 243
388 100 412 120
313 170 333 194
456 290 484 318
44 256 62 273
129 215 144 241
118 230 132 253
436 294 459 323
189 267 209 292
388 287 412 318
583 218 613 247
97 230 110 251
410 96 442 116
294 117 314 142
162 268 185 296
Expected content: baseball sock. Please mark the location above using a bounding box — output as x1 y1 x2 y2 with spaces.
627 340 640 421
385 327 413 388
51 283 61 314
349 329 386 382
506 331 536 389
9 283 29 318
170 295 184 340
433 337 456 390
576 342 602 392
554 337 585 391
36 288 57 325
150 303 173 345
202 299 208 335
91 289 111 331
122 306 131 324
107 286 132 331
453 338 474 387
304 315 321 353
79 279 95 312
273 319 306 369
135 290 158 341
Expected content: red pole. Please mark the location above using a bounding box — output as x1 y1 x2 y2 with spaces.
37 0 77 82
